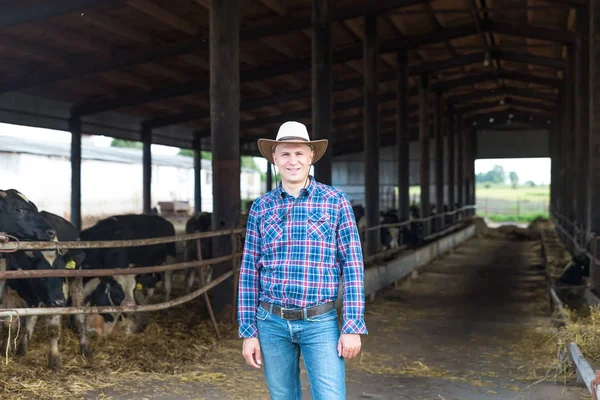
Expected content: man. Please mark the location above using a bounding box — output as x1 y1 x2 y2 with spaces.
237 121 368 399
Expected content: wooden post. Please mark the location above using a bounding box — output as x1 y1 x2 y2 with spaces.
266 162 273 193
589 0 600 292
576 11 591 242
69 115 82 231
456 116 464 209
364 13 380 255
397 51 410 223
210 0 240 318
142 126 152 215
447 110 455 223
193 131 202 214
419 74 430 222
434 91 444 231
312 0 332 185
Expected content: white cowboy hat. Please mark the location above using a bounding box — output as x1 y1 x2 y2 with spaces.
257 121 328 165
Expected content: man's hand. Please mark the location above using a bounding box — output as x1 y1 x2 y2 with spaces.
337 333 361 359
242 338 262 368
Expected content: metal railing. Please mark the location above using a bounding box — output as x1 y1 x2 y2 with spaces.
360 204 477 258
0 227 245 340
0 205 477 321
550 208 598 267
541 228 600 399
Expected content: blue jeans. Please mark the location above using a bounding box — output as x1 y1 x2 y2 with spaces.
256 304 345 400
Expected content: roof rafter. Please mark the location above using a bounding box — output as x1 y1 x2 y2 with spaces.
0 0 124 29
76 48 565 117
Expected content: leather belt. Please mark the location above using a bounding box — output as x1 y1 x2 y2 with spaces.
259 301 335 321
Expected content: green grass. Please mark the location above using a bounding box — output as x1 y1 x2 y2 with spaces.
408 184 549 202
482 213 549 223
475 184 549 201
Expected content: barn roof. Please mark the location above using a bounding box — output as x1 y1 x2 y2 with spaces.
0 0 577 156
0 135 258 171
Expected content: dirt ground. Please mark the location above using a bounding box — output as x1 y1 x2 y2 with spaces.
75 237 588 400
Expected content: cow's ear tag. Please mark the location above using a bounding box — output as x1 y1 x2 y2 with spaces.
65 260 76 269
136 283 143 291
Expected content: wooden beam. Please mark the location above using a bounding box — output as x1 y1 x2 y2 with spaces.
82 12 153 45
431 70 561 91
260 0 288 15
483 20 576 43
312 0 332 185
126 0 199 35
447 86 558 104
0 0 123 29
1 19 570 96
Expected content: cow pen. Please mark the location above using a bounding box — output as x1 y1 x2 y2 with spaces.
540 217 600 400
0 205 476 321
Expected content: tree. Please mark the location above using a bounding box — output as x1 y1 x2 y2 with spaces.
475 165 506 184
111 138 143 149
524 180 536 188
509 171 519 189
178 149 212 160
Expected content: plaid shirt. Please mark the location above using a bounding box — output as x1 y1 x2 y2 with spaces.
237 176 367 338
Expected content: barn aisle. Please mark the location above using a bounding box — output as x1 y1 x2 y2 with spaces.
77 237 588 400
339 237 586 400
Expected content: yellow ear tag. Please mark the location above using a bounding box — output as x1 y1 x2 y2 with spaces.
136 283 143 291
65 260 76 270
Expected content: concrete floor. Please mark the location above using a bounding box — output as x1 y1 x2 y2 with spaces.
84 237 588 400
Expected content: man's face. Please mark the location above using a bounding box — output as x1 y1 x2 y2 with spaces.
272 143 314 186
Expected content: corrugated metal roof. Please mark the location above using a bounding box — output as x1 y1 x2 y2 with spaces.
0 135 255 171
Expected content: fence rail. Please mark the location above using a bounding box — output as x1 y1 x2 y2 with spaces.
0 205 477 320
541 225 600 399
476 197 548 218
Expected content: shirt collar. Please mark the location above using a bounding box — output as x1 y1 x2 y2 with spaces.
277 175 315 199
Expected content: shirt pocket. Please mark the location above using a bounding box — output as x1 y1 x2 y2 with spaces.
307 212 331 241
261 212 284 244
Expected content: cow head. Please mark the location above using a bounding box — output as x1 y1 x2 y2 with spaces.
0 189 56 241
27 252 67 308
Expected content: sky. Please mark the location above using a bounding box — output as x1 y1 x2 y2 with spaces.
0 122 550 184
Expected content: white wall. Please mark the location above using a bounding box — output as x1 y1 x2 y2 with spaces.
0 153 261 219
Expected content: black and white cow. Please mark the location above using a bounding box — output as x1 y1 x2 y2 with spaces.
80 214 177 304
3 249 84 369
40 210 95 360
352 204 399 251
0 192 85 369
559 252 590 286
184 212 213 294
0 189 55 241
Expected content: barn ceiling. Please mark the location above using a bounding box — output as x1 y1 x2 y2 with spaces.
0 0 582 155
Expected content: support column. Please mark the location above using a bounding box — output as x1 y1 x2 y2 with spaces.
565 45 576 247
210 0 240 318
468 128 477 215
397 51 410 222
312 0 332 185
589 1 600 292
447 109 455 223
266 162 273 193
456 116 464 209
434 91 444 231
419 74 430 222
576 11 591 247
364 13 380 255
69 115 82 231
142 126 152 215
193 131 202 214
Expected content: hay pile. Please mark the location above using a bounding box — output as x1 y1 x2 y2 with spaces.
540 229 572 280
473 217 540 241
528 216 555 231
0 296 268 400
556 306 600 376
